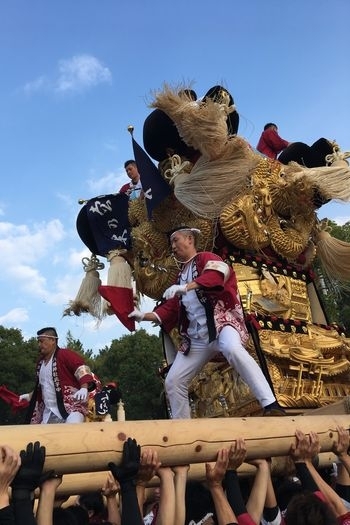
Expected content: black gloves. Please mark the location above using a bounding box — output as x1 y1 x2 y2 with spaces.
11 441 46 495
108 437 141 487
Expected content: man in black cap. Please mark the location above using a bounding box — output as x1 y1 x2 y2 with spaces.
19 327 94 424
128 227 283 418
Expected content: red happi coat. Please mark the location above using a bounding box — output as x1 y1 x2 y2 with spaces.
256 127 289 159
155 252 248 346
26 348 94 424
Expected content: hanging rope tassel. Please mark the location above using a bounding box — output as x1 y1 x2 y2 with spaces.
315 222 350 283
63 254 105 319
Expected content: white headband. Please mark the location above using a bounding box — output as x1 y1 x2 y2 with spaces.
170 227 201 240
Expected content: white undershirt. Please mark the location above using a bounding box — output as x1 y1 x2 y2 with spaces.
39 356 62 423
180 261 208 341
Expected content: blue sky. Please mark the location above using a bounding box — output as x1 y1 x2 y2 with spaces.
1 0 350 353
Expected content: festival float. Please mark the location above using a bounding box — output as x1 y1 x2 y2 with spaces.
66 84 350 420
1 84 350 492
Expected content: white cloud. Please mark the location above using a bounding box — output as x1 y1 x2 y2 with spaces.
67 247 92 268
21 55 112 96
0 308 29 324
0 219 67 304
87 169 122 195
331 216 350 226
56 192 76 208
23 75 48 94
55 55 112 94
0 219 65 264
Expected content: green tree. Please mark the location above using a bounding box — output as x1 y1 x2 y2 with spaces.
66 330 95 369
0 326 38 424
93 329 167 420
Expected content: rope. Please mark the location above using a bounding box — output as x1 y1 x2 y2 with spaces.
164 154 192 186
326 148 350 166
81 254 104 273
106 249 128 263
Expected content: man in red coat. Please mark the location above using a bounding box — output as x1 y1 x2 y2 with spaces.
19 327 94 424
257 123 290 159
129 227 283 419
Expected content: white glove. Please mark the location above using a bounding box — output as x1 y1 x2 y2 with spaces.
19 393 31 402
163 284 188 300
73 387 88 402
128 308 145 322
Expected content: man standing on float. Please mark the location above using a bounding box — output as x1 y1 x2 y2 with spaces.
129 226 284 418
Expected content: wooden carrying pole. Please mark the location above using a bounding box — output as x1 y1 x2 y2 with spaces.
52 451 338 496
0 415 348 475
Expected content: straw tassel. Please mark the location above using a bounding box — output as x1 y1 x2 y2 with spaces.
63 254 104 319
315 225 350 282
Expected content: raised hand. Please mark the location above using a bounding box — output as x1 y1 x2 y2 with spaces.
11 441 46 492
108 438 141 487
228 437 247 470
137 449 161 487
332 425 350 459
205 448 229 487
290 429 320 463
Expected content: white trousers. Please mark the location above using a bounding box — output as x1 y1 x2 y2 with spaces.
44 410 85 424
164 325 276 419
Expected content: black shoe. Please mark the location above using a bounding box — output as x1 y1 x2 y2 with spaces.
263 407 286 417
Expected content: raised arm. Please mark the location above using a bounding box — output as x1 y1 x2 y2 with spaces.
332 425 350 477
206 448 238 525
245 458 269 524
136 448 161 517
0 445 20 525
101 472 121 525
108 438 143 525
172 465 189 525
301 430 349 518
155 466 175 525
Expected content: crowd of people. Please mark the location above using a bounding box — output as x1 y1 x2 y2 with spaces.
1 426 350 524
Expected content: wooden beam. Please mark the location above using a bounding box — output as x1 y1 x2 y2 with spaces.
0 415 347 475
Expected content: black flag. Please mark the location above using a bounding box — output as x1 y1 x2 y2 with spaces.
132 136 171 219
76 193 131 256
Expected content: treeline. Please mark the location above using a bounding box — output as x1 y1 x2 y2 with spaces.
0 326 167 425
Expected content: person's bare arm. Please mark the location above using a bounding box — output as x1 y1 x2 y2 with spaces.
136 449 161 517
155 466 175 525
172 465 189 525
206 448 238 525
296 430 348 518
101 472 121 525
245 459 269 524
36 476 62 525
0 446 21 510
333 425 350 478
